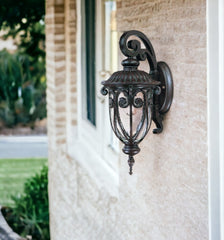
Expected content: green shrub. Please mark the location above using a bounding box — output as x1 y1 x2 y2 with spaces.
4 165 50 240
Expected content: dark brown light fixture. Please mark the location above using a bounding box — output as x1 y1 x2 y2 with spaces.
101 30 173 175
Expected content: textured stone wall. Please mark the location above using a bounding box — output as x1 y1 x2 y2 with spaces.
116 0 208 239
46 0 208 239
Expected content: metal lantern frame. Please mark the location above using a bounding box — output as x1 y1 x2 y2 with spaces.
101 30 173 175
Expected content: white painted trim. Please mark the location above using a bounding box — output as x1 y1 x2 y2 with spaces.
207 0 224 239
67 0 119 197
218 0 224 238
68 136 119 197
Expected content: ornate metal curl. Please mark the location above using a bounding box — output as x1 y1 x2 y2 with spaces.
119 30 157 73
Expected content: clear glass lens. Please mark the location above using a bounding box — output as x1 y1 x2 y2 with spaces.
109 88 153 145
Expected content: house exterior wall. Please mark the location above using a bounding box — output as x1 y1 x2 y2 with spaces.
116 1 207 239
46 0 208 239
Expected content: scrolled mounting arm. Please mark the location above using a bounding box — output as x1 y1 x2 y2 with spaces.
119 30 173 133
119 30 157 73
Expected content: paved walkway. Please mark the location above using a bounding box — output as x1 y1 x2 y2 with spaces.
0 136 48 159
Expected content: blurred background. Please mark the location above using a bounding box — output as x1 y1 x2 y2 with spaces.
0 1 49 239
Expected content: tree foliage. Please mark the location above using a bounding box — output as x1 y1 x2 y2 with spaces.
0 0 45 57
0 0 46 127
0 50 46 126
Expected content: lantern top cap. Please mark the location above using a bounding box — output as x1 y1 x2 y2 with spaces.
102 58 160 87
121 58 139 70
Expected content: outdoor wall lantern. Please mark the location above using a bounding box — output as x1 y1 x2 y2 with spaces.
101 30 173 175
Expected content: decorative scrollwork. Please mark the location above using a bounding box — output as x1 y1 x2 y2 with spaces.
127 40 147 61
100 87 108 96
132 89 144 108
119 97 129 108
133 98 143 108
118 90 129 108
119 30 157 73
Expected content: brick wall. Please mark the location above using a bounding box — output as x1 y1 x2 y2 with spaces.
46 0 208 239
46 0 78 239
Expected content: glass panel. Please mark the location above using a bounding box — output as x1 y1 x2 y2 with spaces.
104 0 117 74
104 0 118 151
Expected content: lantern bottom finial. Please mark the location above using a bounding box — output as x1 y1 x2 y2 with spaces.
123 144 140 174
128 156 135 175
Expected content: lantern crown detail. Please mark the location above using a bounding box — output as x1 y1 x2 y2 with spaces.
102 58 160 87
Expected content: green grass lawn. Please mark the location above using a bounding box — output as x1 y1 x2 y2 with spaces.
0 158 47 207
